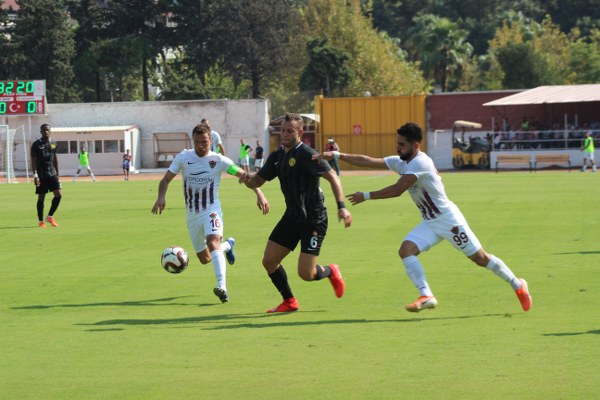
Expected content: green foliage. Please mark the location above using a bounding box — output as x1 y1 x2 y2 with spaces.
156 61 251 100
408 14 473 91
4 0 78 102
302 0 428 96
566 31 600 83
299 37 355 96
207 0 302 98
1 173 599 399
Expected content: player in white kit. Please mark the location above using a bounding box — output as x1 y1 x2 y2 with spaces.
152 123 269 303
317 122 532 313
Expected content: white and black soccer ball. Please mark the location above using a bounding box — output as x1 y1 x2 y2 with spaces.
161 246 189 274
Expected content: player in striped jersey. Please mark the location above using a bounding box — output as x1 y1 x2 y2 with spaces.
152 123 269 303
317 122 532 313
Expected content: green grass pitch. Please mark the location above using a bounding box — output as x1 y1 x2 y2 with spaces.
1 171 598 399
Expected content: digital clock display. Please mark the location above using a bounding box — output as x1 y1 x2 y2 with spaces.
0 80 47 116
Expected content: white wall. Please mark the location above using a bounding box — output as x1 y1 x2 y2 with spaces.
2 99 270 171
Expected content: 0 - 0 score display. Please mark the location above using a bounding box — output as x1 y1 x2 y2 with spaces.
0 80 47 116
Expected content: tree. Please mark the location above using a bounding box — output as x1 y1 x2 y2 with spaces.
0 3 9 78
302 0 428 96
99 0 173 101
207 0 301 98
408 14 473 92
299 37 355 96
4 0 78 102
66 0 115 101
169 0 218 86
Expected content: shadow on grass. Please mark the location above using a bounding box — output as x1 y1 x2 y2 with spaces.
11 296 205 310
543 329 600 336
77 312 509 330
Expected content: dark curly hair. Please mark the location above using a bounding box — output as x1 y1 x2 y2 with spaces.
397 122 423 143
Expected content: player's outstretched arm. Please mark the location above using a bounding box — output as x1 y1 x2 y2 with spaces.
151 171 177 214
346 174 417 205
322 169 352 228
314 151 386 169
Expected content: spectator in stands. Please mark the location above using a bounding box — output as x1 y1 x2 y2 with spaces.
520 117 529 131
581 130 596 172
201 118 226 156
316 122 532 314
31 124 62 228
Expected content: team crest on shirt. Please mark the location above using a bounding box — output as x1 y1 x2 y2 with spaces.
288 157 296 167
451 226 459 234
50 143 56 149
209 160 217 169
210 212 218 219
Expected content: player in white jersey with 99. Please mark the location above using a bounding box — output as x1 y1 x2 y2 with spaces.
152 123 269 303
316 122 532 313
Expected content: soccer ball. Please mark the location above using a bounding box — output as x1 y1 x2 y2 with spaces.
161 246 189 274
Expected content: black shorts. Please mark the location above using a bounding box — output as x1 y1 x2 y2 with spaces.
269 214 328 255
35 175 61 195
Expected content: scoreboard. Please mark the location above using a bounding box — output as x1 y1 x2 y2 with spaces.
0 80 47 116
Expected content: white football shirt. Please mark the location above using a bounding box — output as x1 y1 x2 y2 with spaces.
168 149 236 215
384 151 466 224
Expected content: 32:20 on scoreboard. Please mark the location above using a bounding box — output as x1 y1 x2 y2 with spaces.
0 80 47 116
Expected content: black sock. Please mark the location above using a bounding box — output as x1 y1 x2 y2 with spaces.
268 266 294 300
36 198 44 221
313 264 332 281
48 196 61 216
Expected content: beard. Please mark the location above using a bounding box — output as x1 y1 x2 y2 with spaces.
399 148 413 161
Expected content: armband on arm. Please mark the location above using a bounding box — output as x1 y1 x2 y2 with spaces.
226 164 241 175
363 192 371 200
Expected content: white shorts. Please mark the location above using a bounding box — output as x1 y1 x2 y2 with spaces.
240 157 250 166
254 158 264 168
79 165 92 170
186 209 224 254
583 151 595 161
404 219 482 257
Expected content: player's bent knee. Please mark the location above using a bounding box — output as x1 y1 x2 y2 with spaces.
399 241 419 258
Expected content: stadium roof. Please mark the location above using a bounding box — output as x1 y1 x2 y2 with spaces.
51 125 138 132
0 0 19 11
483 84 600 106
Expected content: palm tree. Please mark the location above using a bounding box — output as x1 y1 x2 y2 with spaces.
408 14 473 91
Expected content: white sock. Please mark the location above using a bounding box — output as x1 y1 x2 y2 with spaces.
402 255 433 297
220 240 231 253
486 254 520 290
211 249 227 289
